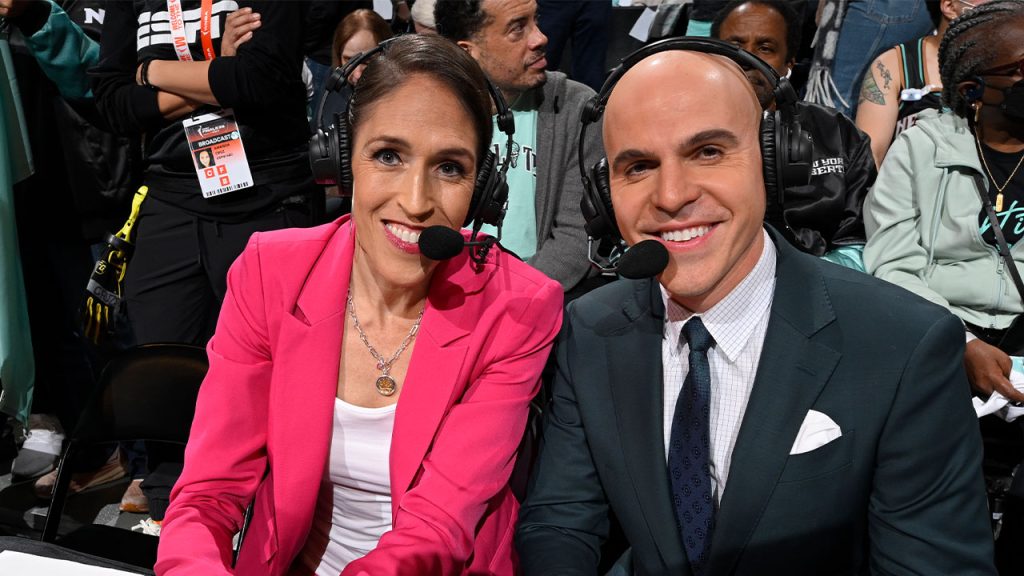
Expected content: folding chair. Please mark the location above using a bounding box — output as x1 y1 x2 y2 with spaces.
41 343 208 571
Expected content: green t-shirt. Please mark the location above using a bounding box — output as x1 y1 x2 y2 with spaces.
478 109 538 260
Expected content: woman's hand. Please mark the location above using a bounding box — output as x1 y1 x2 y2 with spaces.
221 7 261 57
965 339 1024 403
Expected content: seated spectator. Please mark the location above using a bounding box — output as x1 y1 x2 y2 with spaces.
855 0 984 167
865 4 1024 565
155 34 562 574
314 10 392 134
712 0 877 270
436 0 603 297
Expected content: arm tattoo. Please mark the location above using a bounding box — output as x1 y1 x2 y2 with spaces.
859 68 886 106
876 61 893 91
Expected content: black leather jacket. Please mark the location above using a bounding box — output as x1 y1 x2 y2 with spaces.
783 101 876 256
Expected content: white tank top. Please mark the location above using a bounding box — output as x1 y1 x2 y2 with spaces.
296 398 396 574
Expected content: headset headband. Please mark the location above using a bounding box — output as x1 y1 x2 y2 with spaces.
577 36 798 188
314 37 516 171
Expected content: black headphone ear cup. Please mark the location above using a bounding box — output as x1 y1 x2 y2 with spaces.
582 158 620 240
336 121 353 196
466 150 505 227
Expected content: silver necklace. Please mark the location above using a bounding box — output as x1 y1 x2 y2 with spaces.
346 292 425 396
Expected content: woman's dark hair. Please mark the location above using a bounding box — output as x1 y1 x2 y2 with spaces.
332 9 393 67
710 0 802 62
939 0 1024 119
434 0 489 41
349 34 494 170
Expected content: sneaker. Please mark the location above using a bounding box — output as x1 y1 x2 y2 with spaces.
34 448 127 500
119 478 150 513
130 517 162 536
13 414 64 479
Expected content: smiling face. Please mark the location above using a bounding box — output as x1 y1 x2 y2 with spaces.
198 149 212 167
603 52 766 312
350 74 478 289
459 0 548 101
716 2 794 108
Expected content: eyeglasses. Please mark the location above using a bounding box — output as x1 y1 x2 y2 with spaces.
957 0 978 8
978 56 1024 78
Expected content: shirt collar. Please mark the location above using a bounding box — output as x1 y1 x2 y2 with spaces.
660 229 777 362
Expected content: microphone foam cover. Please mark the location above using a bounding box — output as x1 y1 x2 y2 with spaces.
617 240 669 279
418 226 465 261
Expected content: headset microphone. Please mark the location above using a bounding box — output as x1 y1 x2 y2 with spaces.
587 239 669 279
419 225 501 265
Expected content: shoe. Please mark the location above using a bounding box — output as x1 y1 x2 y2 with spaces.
119 478 150 513
34 449 127 500
130 517 162 536
12 414 64 480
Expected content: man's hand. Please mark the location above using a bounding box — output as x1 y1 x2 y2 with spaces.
221 7 260 57
965 338 1024 403
0 0 33 19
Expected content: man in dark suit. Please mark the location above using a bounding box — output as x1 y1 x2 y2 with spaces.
515 46 996 575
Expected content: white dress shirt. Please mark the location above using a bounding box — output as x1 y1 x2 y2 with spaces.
661 229 777 505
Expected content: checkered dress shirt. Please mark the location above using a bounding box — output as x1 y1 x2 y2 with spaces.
661 230 777 505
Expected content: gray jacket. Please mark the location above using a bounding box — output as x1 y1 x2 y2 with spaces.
523 71 603 292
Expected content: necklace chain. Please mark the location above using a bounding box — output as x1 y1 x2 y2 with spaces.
975 130 1024 194
346 292 424 388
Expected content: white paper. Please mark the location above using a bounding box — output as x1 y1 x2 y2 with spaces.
628 8 656 42
0 551 141 576
373 0 393 20
973 363 1024 422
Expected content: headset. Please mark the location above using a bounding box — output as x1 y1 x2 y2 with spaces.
308 38 517 229
577 37 813 268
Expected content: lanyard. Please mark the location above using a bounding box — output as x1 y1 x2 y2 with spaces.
166 0 216 62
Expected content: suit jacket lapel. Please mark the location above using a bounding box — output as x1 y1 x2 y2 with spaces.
707 231 842 574
604 279 688 570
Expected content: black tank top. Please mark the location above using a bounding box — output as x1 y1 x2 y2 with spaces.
895 38 943 137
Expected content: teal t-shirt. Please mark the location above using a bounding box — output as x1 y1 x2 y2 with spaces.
478 109 538 260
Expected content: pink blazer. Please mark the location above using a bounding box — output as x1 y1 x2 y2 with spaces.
155 217 563 575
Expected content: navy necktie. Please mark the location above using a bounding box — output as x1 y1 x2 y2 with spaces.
668 316 715 575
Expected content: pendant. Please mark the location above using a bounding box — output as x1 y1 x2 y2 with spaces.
375 375 397 396
997 192 1005 212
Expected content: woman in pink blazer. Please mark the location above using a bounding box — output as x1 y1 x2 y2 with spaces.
155 35 562 575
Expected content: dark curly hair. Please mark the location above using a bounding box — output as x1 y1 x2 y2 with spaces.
710 0 802 63
434 0 490 41
939 0 1024 119
350 34 493 170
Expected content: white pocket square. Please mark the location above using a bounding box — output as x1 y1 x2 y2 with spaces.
789 410 842 455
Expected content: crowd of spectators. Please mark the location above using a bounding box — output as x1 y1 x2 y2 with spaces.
0 0 1022 573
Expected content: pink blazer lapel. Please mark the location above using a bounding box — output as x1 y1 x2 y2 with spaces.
270 220 355 551
389 248 494 513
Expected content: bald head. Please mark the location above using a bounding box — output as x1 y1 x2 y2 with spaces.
601 50 769 312
605 51 761 149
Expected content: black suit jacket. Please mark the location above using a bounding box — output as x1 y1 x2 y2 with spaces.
516 229 995 575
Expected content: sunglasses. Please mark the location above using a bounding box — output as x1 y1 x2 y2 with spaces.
978 56 1024 78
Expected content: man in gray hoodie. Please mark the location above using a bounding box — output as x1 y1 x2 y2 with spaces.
436 0 602 296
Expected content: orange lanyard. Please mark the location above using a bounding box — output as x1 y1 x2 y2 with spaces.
167 0 216 62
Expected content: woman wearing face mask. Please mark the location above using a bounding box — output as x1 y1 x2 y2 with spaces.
866 6 1024 563
155 34 562 575
866 0 1024 405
